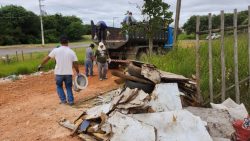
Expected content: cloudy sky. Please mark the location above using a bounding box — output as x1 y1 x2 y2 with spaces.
0 0 249 27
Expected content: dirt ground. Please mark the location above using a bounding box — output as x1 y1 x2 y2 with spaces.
0 66 119 141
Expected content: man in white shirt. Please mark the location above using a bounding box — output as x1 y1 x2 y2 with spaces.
38 36 79 105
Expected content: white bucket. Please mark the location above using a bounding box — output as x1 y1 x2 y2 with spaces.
73 74 88 92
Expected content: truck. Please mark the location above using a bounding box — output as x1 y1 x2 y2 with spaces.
91 20 174 68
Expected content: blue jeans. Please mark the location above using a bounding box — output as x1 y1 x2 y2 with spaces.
85 60 93 76
55 75 74 104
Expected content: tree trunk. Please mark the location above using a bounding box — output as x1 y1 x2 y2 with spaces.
149 37 153 56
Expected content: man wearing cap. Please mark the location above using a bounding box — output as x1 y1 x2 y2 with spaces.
95 42 110 81
38 36 79 105
85 43 95 77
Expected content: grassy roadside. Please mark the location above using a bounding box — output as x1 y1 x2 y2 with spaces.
144 33 249 109
0 47 87 78
0 35 92 49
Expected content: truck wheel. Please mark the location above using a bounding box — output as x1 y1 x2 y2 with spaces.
125 80 155 93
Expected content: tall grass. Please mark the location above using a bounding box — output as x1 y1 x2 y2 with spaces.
0 48 86 77
145 33 249 109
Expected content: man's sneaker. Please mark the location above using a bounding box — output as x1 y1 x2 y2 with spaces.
59 101 67 105
103 77 108 80
99 78 103 81
68 103 74 106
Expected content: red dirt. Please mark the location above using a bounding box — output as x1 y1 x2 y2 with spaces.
0 66 119 141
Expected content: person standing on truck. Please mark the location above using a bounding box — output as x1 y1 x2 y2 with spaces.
85 43 95 77
123 11 137 26
122 11 137 40
95 42 109 81
96 21 108 43
38 36 79 106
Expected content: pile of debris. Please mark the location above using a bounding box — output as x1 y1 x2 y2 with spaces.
59 61 248 141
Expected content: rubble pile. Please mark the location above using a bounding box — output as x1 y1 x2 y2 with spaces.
59 61 248 141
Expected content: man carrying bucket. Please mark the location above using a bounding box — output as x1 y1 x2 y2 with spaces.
38 36 79 105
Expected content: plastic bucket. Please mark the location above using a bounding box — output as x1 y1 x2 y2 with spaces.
73 74 88 92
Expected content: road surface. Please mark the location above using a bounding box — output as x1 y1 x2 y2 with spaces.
0 66 119 140
0 44 89 56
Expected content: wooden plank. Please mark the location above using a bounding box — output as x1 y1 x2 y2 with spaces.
16 51 18 62
173 0 182 46
203 76 250 106
21 50 24 61
6 55 9 64
248 6 250 92
198 24 248 34
111 70 153 84
196 16 202 103
233 9 240 104
208 13 213 102
221 10 226 101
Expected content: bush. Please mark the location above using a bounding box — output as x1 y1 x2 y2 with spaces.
16 67 30 75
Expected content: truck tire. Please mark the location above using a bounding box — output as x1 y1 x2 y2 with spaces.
125 80 155 93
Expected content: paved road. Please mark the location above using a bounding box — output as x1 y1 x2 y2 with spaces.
0 44 89 56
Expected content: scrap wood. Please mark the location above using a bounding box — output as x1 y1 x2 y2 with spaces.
117 90 150 109
141 64 161 84
118 88 138 104
114 78 125 84
74 112 87 124
158 70 189 81
91 133 110 141
80 88 120 103
85 103 113 120
59 118 76 130
111 70 153 84
78 134 98 141
71 119 84 136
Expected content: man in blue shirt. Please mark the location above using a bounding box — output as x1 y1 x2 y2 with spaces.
85 43 95 77
123 12 137 26
96 21 108 42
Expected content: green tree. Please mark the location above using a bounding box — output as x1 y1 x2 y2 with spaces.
65 22 85 41
0 5 40 45
183 10 248 35
141 0 173 55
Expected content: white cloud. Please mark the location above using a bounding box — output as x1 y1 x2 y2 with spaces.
0 0 249 27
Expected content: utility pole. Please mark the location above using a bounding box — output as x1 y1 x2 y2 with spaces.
173 0 182 47
39 0 45 46
113 17 118 27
